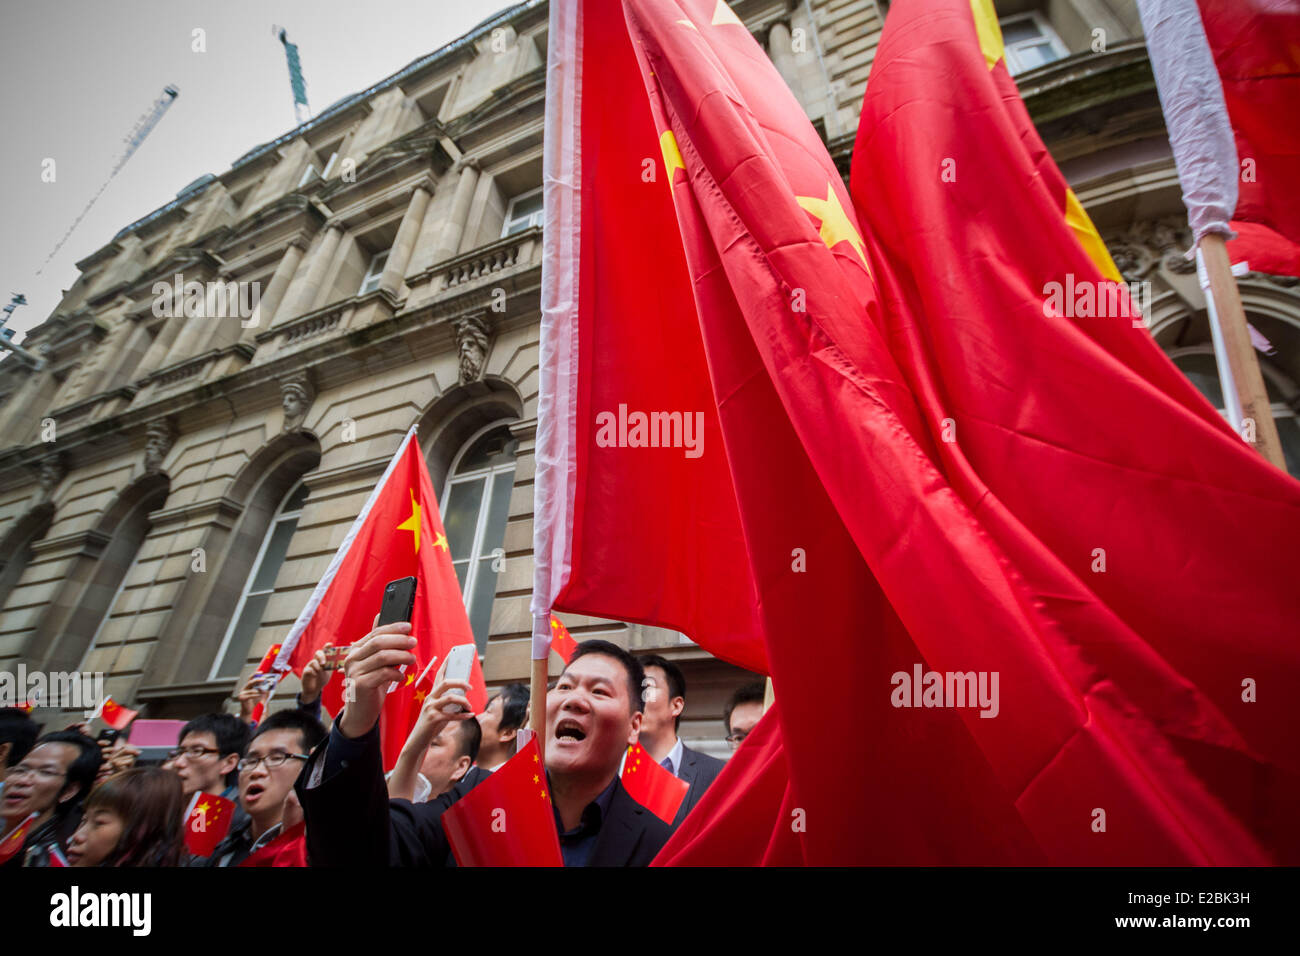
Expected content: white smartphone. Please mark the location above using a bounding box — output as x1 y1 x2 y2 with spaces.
441 644 476 714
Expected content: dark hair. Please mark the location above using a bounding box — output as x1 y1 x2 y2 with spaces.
0 707 39 768
495 683 530 734
455 716 482 764
180 713 250 789
640 655 686 731
724 681 766 735
85 767 185 867
34 730 102 810
250 709 326 755
566 640 646 715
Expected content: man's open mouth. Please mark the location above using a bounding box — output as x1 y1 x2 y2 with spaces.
555 719 587 742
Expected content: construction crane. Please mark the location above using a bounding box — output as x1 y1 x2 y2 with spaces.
274 27 311 126
35 85 180 277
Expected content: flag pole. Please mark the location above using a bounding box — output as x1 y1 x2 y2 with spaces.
529 656 548 763
1197 234 1286 469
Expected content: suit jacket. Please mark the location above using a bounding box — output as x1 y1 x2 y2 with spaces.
672 744 726 827
297 724 671 867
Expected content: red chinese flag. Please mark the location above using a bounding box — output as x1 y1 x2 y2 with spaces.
620 741 688 825
98 696 138 731
545 0 1300 865
277 427 486 769
183 792 236 858
441 735 563 866
0 812 37 865
1197 0 1300 275
250 643 284 724
548 615 577 664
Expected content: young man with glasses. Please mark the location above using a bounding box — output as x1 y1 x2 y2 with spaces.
2 729 101 867
196 710 325 867
171 713 251 801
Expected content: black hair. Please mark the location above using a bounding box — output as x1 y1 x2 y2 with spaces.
33 729 102 810
495 683 530 734
179 713 251 789
724 681 766 735
455 716 482 764
640 655 686 731
250 709 326 755
566 639 646 715
0 707 39 768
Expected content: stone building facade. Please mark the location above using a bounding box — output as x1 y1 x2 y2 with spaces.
1 0 1297 751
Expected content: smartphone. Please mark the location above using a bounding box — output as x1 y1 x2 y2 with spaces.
251 673 279 693
377 576 418 626
441 644 476 714
97 729 121 745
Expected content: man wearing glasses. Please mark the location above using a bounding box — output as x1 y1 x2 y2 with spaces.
723 681 765 751
1 729 101 867
196 710 325 867
170 712 251 802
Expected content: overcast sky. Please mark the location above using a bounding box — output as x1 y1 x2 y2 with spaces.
0 0 517 342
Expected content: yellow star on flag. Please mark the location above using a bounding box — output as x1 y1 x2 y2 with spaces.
396 489 421 552
796 183 871 273
413 689 427 703
660 130 685 191
533 774 539 784
433 530 448 553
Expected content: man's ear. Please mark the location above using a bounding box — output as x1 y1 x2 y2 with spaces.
669 697 685 721
451 755 471 782
57 781 81 806
626 710 642 746
217 753 240 779
500 725 519 745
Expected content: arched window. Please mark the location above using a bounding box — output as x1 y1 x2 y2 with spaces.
440 424 518 650
1169 347 1300 476
208 481 309 680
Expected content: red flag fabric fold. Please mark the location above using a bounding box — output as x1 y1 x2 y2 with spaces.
620 741 688 825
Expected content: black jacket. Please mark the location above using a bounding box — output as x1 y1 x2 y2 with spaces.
296 724 671 867
672 744 726 827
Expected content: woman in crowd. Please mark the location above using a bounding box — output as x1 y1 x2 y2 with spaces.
66 766 185 867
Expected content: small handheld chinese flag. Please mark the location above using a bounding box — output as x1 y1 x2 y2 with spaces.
442 735 563 866
249 643 284 725
0 812 37 865
620 741 688 825
549 615 578 664
97 696 138 731
183 792 236 858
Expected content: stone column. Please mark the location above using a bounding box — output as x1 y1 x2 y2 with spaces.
0 366 50 443
432 159 481 264
378 185 433 298
241 241 306 340
276 223 343 322
767 22 805 104
158 274 231 369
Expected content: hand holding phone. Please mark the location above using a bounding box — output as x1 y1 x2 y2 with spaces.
440 644 476 714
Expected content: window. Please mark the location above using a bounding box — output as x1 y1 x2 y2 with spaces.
502 188 543 237
297 164 320 188
358 250 390 295
1169 348 1300 477
439 425 519 651
999 13 1069 75
209 482 309 680
321 151 339 179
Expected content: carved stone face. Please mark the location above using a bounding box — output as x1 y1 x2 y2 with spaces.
282 387 305 420
143 425 174 472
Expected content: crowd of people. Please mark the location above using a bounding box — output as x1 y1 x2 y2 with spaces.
0 628 766 867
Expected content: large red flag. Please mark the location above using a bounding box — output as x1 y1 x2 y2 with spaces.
1197 0 1300 275
441 735 563 866
277 427 486 768
542 0 1300 865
